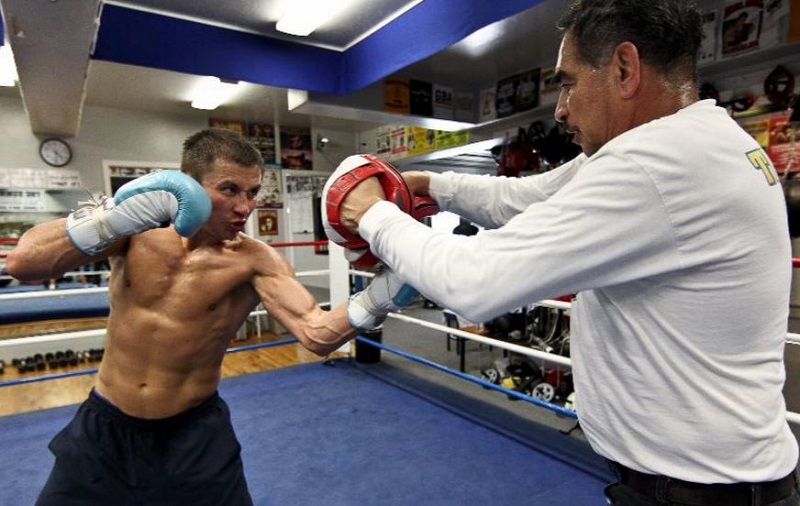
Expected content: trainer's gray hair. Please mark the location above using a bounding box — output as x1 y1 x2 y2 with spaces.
557 0 703 81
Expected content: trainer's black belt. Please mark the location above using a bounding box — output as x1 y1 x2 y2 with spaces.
607 460 798 506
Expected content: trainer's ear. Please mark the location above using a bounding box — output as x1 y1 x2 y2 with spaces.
613 41 640 99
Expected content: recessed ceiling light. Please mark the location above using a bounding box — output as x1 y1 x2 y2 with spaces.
276 0 353 37
190 76 240 110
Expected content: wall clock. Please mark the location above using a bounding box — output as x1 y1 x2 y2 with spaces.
39 138 73 167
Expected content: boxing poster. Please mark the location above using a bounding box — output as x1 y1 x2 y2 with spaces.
255 169 282 209
699 10 718 64
479 87 497 123
434 130 470 150
384 76 409 114
739 110 799 175
766 111 800 175
495 75 518 118
759 0 791 49
791 0 800 41
454 91 474 122
389 126 407 159
409 79 434 117
209 119 246 136
280 127 313 170
433 85 454 119
515 68 540 113
720 0 763 57
375 126 391 157
540 68 559 95
257 210 279 236
248 122 276 165
103 162 179 197
405 127 435 157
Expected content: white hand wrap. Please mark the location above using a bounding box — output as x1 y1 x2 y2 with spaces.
347 268 420 330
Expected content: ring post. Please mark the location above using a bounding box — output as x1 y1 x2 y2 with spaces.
355 329 383 363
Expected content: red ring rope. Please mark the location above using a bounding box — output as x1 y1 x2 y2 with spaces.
266 240 328 248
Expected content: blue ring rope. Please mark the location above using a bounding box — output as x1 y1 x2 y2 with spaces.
0 338 299 388
355 335 578 419
2 332 578 420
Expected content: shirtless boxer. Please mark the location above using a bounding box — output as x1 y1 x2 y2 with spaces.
6 128 413 506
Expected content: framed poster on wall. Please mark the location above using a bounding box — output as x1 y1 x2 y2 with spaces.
256 168 283 209
257 209 279 236
209 119 247 136
102 160 180 196
280 127 313 170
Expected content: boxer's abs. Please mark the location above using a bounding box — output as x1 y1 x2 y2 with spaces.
94 303 245 419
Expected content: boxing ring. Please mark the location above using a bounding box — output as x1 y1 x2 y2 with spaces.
1 242 800 504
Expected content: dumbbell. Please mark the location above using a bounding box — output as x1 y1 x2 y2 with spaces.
16 357 31 373
65 350 78 366
33 353 46 371
0 359 5 375
22 356 35 373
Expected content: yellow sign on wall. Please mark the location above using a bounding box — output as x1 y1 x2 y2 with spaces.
384 77 410 114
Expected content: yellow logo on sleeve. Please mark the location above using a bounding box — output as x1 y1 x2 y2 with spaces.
746 148 778 186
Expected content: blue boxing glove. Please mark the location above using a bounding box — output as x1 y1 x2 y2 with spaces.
66 170 212 255
347 267 420 330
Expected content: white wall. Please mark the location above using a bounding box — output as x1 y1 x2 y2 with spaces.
0 97 206 195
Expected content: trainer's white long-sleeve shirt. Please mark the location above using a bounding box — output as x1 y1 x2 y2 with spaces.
359 99 798 483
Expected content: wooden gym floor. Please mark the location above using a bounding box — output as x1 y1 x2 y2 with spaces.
0 330 335 417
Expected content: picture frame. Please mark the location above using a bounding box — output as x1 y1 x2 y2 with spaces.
209 118 247 136
257 209 279 236
102 160 180 196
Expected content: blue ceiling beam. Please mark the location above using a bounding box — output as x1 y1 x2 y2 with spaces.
91 0 544 95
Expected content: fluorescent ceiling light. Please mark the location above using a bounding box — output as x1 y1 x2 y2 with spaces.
276 0 353 37
452 20 506 58
191 76 240 110
0 44 18 87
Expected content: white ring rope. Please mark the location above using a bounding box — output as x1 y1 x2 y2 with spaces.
387 311 573 368
0 270 111 281
0 287 109 300
387 304 800 426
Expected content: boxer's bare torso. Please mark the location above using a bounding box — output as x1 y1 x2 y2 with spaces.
96 228 262 419
96 223 352 419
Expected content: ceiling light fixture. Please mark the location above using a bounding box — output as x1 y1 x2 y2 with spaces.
276 0 352 37
190 76 240 110
453 21 506 58
0 44 19 87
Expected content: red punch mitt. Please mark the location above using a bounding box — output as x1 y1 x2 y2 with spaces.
339 195 440 270
322 154 413 270
412 195 440 221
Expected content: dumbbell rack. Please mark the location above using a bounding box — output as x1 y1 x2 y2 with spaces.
5 348 104 376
